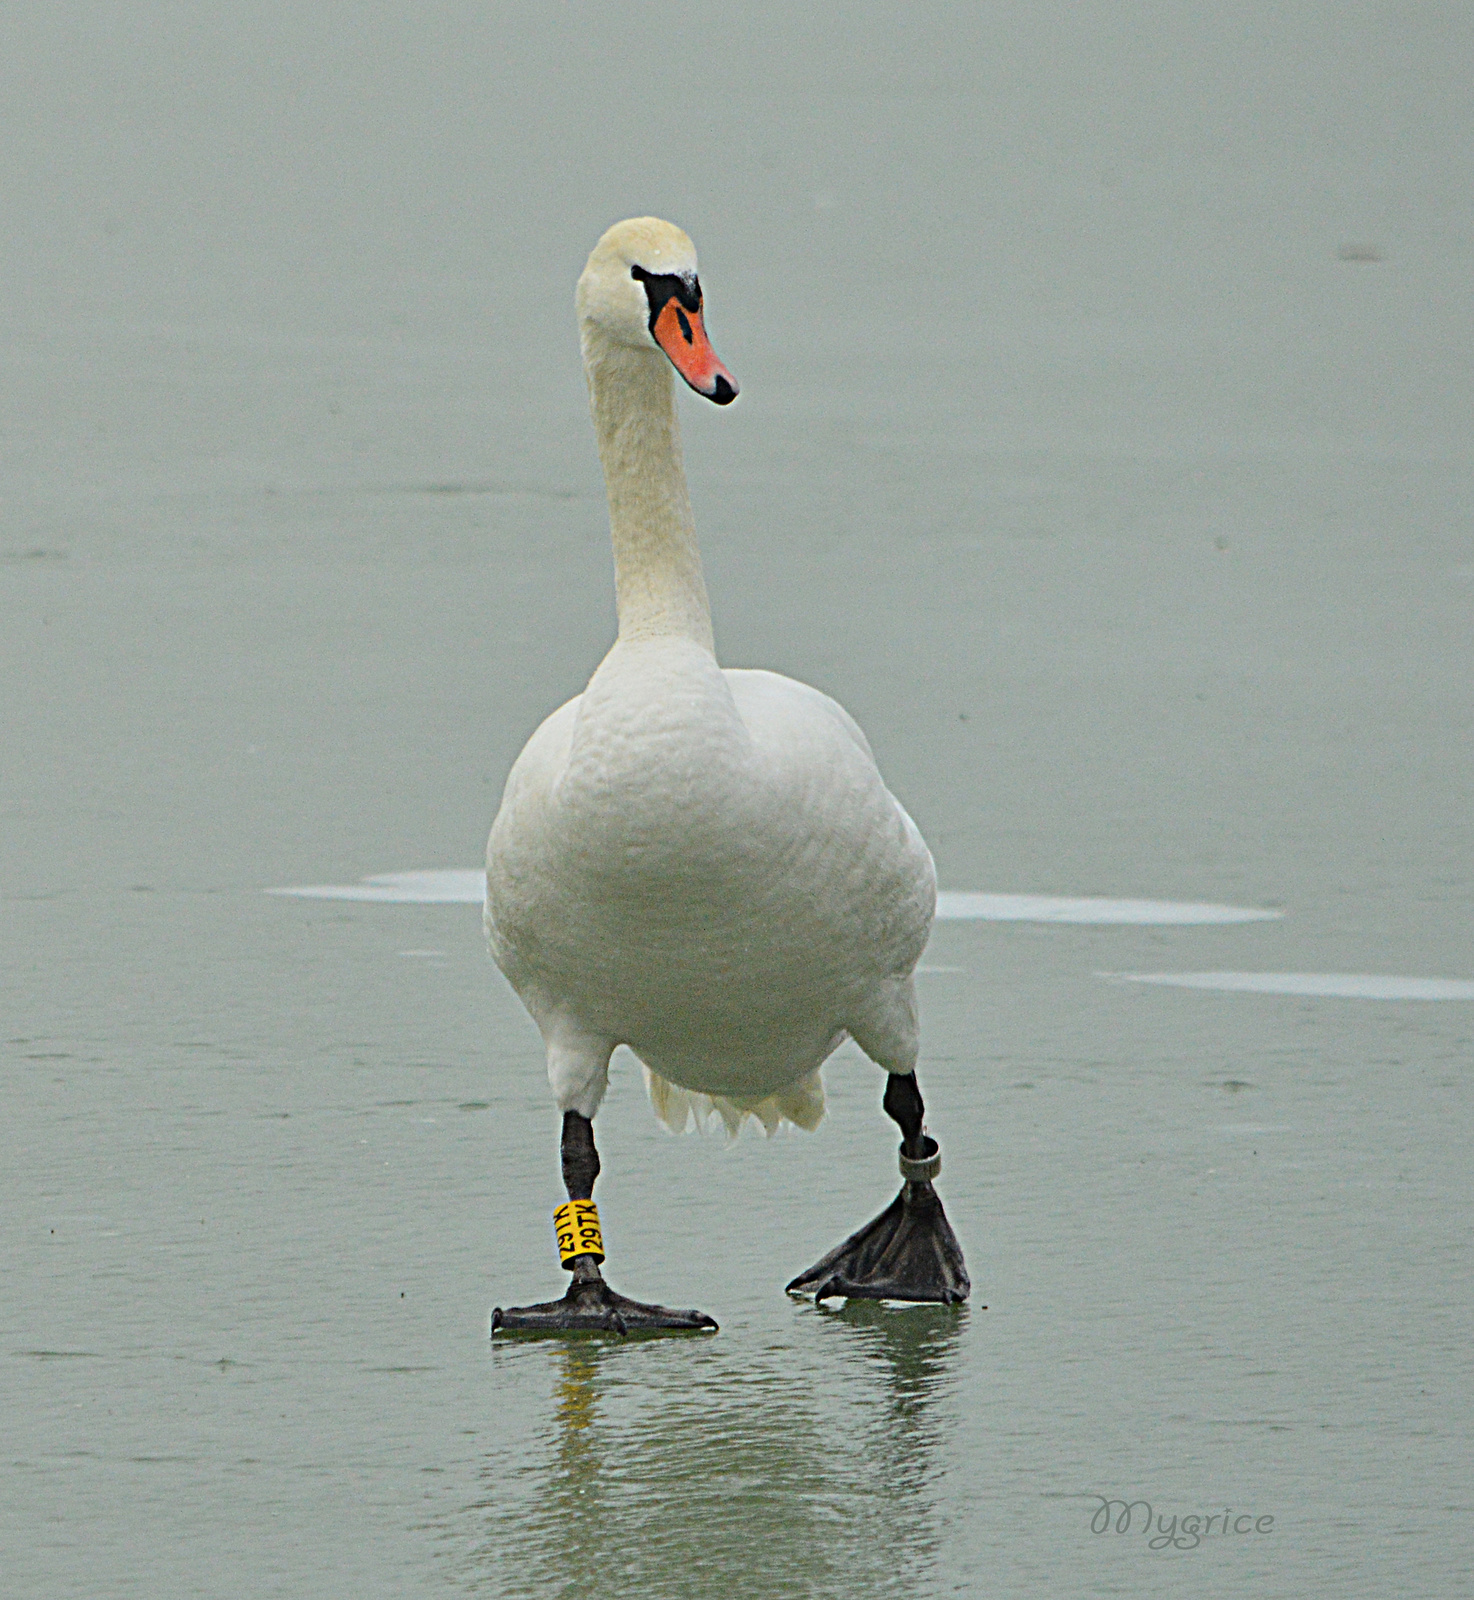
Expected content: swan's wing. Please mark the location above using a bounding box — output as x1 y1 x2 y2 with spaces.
723 669 936 1075
725 667 877 764
484 694 581 963
723 666 937 932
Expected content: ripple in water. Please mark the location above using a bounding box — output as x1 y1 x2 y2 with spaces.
455 1306 967 1599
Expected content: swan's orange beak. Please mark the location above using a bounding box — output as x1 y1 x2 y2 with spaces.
651 299 738 405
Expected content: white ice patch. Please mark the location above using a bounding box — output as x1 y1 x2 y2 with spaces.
269 872 1280 925
268 869 485 903
1105 971 1474 1000
934 892 1280 925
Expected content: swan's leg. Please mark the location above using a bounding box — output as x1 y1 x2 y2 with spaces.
491 1112 718 1336
785 1070 970 1305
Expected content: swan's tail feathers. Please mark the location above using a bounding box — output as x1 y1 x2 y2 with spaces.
642 1064 826 1137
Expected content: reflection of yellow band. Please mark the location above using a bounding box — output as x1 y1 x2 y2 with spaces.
553 1199 604 1268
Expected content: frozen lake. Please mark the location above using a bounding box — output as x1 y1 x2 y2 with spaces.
3 5 1471 1596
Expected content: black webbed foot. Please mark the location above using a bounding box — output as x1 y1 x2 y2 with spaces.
492 1275 718 1337
786 1177 970 1305
493 1109 720 1336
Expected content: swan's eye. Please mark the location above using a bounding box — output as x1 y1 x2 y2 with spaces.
630 264 702 336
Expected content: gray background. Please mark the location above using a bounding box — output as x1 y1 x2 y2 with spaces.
3 4 1470 1596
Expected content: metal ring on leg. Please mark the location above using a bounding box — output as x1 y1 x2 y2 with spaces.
899 1136 941 1183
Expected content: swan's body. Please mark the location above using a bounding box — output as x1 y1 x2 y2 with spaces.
486 218 934 1134
488 637 935 1129
487 219 966 1332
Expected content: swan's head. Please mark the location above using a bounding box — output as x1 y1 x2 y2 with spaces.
577 217 738 404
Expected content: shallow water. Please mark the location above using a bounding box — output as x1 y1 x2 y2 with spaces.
3 5 1472 1597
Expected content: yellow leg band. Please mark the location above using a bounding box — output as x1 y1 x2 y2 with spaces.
553 1199 604 1269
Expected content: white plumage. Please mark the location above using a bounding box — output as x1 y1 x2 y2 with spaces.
485 218 935 1135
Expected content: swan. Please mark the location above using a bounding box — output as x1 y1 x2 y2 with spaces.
488 218 968 1333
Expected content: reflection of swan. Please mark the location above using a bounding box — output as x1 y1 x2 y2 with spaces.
814 1300 970 1503
466 1315 965 1597
487 218 966 1332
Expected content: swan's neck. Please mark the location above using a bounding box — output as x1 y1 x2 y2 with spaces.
584 335 715 654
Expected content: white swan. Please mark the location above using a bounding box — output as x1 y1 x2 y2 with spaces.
488 219 968 1333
